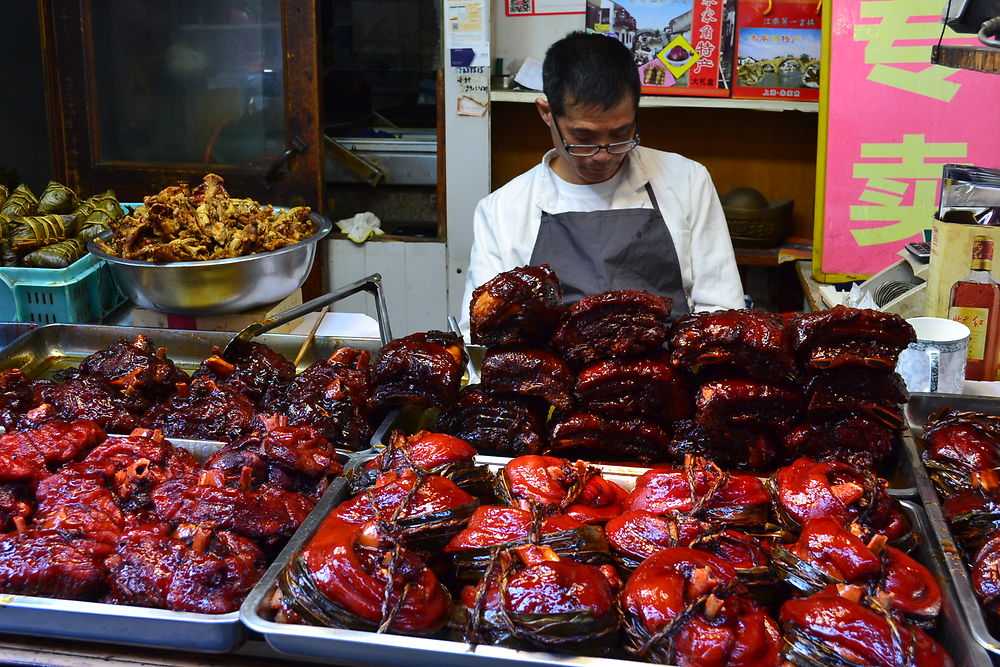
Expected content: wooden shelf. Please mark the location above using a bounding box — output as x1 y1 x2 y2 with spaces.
489 89 819 112
932 44 1000 75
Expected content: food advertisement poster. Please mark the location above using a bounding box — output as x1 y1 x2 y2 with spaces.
585 0 736 97
816 0 1000 281
732 0 821 101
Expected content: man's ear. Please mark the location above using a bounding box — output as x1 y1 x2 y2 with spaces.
535 97 552 126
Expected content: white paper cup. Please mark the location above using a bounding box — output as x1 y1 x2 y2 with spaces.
896 317 970 394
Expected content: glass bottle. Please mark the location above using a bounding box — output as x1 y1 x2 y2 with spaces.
949 235 1000 380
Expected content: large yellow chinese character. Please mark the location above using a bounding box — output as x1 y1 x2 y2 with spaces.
850 134 968 246
853 0 964 101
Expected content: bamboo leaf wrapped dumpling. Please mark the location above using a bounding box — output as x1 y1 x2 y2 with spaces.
22 237 85 268
9 214 77 251
77 190 122 242
0 240 18 267
0 183 8 209
37 181 80 214
0 184 38 217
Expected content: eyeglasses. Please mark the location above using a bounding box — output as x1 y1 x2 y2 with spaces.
553 119 640 157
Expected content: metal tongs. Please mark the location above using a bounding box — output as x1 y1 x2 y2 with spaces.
222 274 392 359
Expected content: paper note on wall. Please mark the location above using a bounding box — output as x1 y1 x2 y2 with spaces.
446 0 488 66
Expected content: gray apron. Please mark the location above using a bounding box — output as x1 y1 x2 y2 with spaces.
529 183 690 321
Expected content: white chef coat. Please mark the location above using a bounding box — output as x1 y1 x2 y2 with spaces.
458 146 744 336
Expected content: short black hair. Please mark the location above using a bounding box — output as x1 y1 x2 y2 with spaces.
542 31 641 118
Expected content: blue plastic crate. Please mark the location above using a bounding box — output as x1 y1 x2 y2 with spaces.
0 253 126 324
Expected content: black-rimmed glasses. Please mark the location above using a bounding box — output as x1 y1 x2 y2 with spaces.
553 119 640 157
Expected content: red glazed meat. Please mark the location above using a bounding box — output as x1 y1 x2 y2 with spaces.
574 352 693 423
143 377 258 442
495 455 627 524
194 342 296 409
547 411 672 463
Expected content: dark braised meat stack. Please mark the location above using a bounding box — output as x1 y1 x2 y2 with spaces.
801 366 906 430
479 347 574 411
551 290 672 367
29 375 150 433
670 309 796 380
0 368 43 431
272 515 451 635
455 544 622 652
68 334 189 403
769 456 911 545
546 411 671 463
194 342 296 409
493 455 627 525
0 528 107 600
574 352 693 423
104 521 265 614
269 347 373 451
205 415 343 502
779 586 953 667
621 546 782 666
787 305 916 370
152 469 315 549
783 414 897 471
436 384 549 457
370 330 467 413
142 377 257 442
469 264 566 347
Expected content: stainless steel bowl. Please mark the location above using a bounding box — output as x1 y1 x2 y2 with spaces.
87 212 333 315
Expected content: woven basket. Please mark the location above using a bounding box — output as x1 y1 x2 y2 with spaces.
721 189 794 249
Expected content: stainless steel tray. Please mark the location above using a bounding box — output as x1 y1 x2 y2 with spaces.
0 323 388 378
0 325 386 653
243 458 986 666
371 404 920 498
907 392 1000 659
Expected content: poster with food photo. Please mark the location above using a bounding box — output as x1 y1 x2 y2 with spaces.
585 0 736 97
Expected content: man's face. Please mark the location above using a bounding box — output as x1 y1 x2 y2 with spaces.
536 95 638 185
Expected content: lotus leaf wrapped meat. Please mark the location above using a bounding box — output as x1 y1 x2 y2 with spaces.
348 429 490 497
779 586 953 667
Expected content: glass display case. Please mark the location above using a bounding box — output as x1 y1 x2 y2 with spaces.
40 0 322 208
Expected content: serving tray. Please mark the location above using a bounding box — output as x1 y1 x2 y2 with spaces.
242 457 988 666
0 324 387 653
906 392 1000 659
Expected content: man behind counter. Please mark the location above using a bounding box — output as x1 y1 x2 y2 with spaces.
459 31 744 334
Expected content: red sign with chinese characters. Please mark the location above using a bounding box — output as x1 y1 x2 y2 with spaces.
733 0 821 101
817 0 1000 279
